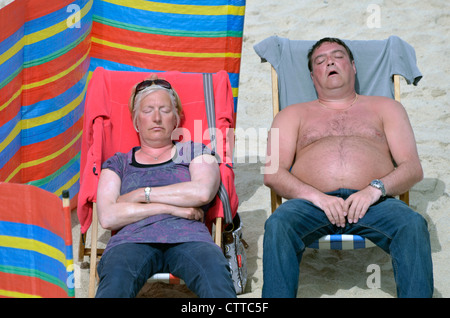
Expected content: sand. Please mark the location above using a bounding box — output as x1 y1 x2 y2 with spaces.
72 0 449 298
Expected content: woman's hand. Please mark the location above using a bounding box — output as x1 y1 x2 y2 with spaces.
171 206 205 222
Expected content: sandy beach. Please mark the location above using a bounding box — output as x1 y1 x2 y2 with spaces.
73 0 449 298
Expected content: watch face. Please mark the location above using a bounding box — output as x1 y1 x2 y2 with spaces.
371 180 385 196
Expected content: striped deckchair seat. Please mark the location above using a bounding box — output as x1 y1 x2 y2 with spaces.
308 234 376 250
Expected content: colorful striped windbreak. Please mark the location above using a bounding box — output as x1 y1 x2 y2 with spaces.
0 0 245 207
0 183 74 298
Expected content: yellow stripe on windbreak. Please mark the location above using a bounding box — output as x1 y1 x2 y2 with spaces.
0 236 66 266
0 48 89 139
0 86 23 112
0 78 86 154
104 0 245 16
0 88 84 160
26 0 93 45
0 4 91 144
5 130 83 183
232 87 239 98
0 37 26 67
0 289 41 298
0 55 86 153
22 49 90 91
55 171 80 197
0 121 21 155
91 37 241 59
23 79 88 129
0 0 93 66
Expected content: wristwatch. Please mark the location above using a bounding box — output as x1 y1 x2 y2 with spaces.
144 187 151 203
369 179 386 197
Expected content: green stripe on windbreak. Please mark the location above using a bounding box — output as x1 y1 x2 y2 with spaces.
26 152 81 188
0 26 91 90
0 66 23 91
93 15 243 38
0 264 70 294
23 25 92 69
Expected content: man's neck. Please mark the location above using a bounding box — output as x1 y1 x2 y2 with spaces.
317 88 357 102
316 91 358 110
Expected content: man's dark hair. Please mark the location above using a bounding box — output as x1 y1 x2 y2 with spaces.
307 37 354 72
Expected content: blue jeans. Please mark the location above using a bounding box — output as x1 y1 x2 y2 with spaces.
96 241 236 298
262 189 433 298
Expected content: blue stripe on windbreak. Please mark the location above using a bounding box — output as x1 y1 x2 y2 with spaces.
95 1 243 32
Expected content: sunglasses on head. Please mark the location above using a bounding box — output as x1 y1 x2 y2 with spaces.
136 79 172 92
132 79 173 107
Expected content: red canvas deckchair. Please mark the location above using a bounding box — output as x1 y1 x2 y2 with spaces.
77 67 238 297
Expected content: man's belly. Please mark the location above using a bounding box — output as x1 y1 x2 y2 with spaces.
291 136 395 192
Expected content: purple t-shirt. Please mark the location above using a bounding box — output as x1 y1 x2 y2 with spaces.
101 141 217 255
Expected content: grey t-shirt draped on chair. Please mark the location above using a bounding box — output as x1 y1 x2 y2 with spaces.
254 35 422 110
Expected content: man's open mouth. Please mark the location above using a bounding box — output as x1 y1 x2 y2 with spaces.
328 70 338 76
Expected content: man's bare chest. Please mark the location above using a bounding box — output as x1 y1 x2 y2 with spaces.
298 111 386 149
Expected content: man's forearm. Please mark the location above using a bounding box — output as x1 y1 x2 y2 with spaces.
264 168 322 203
380 160 423 197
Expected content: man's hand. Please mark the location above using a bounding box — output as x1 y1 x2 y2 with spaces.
312 193 347 227
344 186 382 224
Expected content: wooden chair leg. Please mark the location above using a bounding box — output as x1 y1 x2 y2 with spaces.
88 204 99 298
270 189 282 213
78 232 86 263
399 191 409 205
215 217 223 247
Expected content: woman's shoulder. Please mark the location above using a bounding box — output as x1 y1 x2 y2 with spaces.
174 140 206 149
102 147 136 169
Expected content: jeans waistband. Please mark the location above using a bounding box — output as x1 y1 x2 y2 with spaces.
325 188 358 198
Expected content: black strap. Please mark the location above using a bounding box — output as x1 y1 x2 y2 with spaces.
203 73 233 224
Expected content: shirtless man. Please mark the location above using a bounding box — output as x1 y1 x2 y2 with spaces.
262 38 433 298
